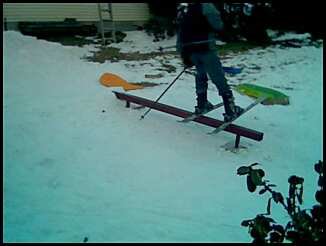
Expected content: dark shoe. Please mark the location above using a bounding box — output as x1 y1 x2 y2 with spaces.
195 101 214 114
222 91 244 122
195 91 213 114
223 105 244 122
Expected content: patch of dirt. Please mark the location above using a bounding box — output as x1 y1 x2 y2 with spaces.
85 47 178 63
217 41 261 56
84 41 265 75
145 73 164 79
247 65 262 70
130 81 168 88
157 62 177 73
85 47 178 73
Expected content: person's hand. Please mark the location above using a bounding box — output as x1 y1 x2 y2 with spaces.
181 52 193 68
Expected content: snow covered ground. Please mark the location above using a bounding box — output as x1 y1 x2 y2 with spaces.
3 30 323 242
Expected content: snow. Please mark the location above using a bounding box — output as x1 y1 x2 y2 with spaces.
3 30 323 243
271 31 312 42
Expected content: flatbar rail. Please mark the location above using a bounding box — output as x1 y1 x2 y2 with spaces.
113 91 264 142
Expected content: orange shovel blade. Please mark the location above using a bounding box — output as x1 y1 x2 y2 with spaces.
99 73 144 91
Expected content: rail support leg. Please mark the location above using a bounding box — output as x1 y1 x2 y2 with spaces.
235 134 241 148
126 101 130 108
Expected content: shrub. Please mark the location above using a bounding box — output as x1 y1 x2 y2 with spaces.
237 160 324 243
144 3 177 42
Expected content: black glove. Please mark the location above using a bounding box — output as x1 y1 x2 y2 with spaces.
181 51 193 68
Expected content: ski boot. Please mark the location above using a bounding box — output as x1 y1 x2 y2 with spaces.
222 91 244 122
194 91 214 115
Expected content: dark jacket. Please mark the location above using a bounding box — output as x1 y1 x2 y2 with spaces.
176 3 224 53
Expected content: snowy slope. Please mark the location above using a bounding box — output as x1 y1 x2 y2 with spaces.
3 30 323 242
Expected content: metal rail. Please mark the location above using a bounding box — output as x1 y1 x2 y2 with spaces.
112 91 264 142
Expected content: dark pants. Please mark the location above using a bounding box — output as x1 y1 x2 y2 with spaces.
190 50 231 96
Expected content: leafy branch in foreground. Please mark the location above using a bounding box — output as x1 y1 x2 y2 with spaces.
237 160 324 244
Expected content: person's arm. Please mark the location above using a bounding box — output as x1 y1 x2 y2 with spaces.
202 3 224 32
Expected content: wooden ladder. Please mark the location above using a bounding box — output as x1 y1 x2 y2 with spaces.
97 3 116 45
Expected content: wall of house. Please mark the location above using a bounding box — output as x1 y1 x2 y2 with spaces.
111 3 150 21
3 3 109 22
3 3 150 23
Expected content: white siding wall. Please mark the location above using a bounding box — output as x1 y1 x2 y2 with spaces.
3 3 150 22
111 3 150 21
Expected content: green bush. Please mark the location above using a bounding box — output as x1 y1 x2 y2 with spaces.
237 161 324 243
144 3 177 41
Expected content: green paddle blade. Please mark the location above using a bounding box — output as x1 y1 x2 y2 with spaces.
233 83 290 105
